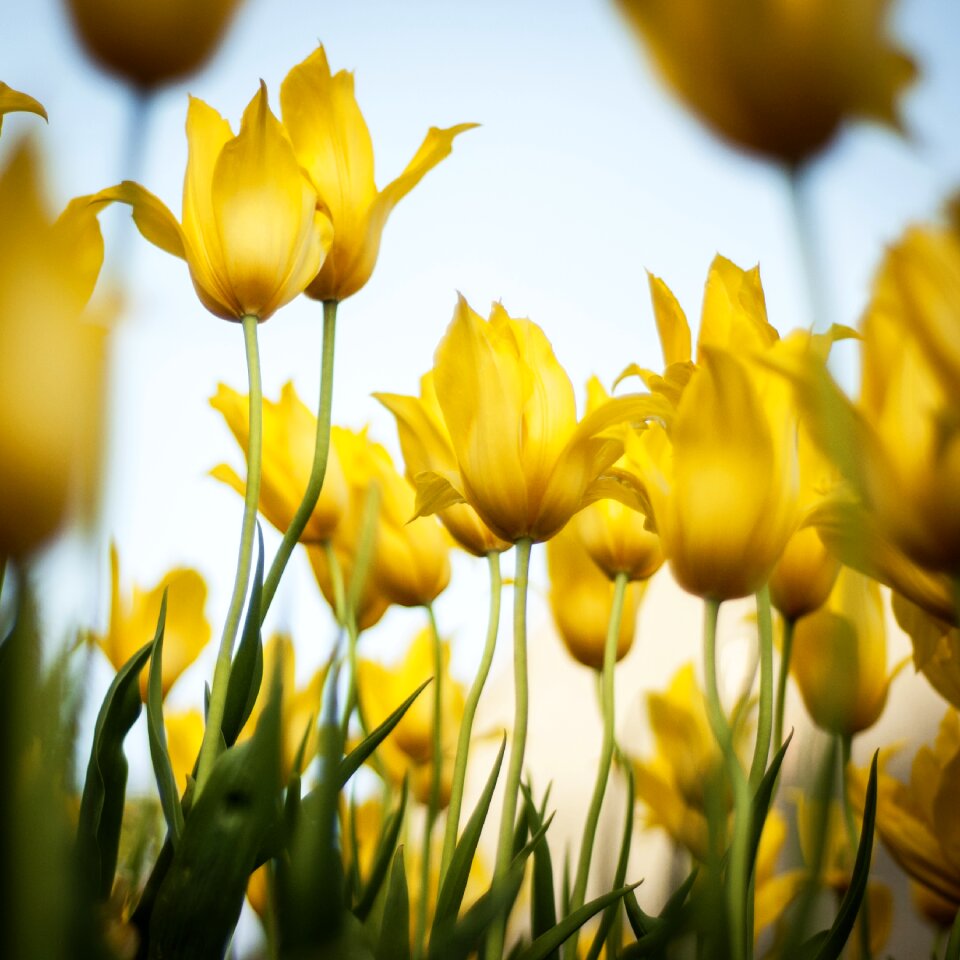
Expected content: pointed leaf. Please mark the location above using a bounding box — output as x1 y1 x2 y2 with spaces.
376 847 411 960
521 783 557 953
355 777 410 922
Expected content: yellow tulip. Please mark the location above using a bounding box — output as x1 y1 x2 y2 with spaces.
546 524 644 670
279 47 476 302
356 629 465 807
413 296 668 544
569 378 664 582
751 809 806 942
307 540 389 632
210 381 348 544
0 143 108 557
163 709 204 792
64 0 242 90
94 545 211 701
374 372 510 557
769 426 841 620
790 567 900 736
616 0 914 164
892 591 960 711
851 709 960 924
0 83 46 133
238 634 326 782
93 83 331 322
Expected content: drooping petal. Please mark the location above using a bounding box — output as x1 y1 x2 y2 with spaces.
90 180 186 260
0 81 46 133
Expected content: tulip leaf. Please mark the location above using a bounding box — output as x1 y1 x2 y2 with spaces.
748 730 793 871
76 638 153 900
793 752 879 960
145 591 184 845
432 735 506 934
146 679 282 960
221 526 265 747
944 907 960 960
376 847 411 960
520 782 557 953
355 776 409 922
622 868 696 956
337 678 431 788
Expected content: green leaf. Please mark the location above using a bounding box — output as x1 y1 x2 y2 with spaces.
221 526 265 747
622 868 697 957
76 638 153 900
748 730 793 873
145 592 184 846
376 847 411 960
145 677 282 960
944 905 960 960
432 735 506 935
521 783 557 955
337 678 431 789
355 777 409 922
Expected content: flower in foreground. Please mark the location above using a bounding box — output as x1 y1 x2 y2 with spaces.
0 82 46 134
0 143 107 557
616 0 915 164
64 0 242 90
210 381 348 543
93 545 211 701
412 295 669 544
93 83 331 321
280 46 476 301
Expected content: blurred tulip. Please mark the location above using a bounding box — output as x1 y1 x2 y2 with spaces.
375 372 510 557
414 295 667 543
0 83 46 134
0 143 107 558
93 83 331 321
892 591 960 711
64 0 242 90
210 381 348 544
616 0 914 165
546 524 644 670
280 47 475 302
163 709 204 792
790 567 900 736
94 545 211 701
356 629 465 806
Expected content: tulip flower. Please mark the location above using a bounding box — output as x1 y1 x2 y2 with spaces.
375 372 510 557
0 144 107 558
892 592 960 712
280 47 476 302
94 545 211 701
64 0 242 90
0 82 46 134
210 381 349 543
789 568 901 736
164 709 204 791
616 0 915 165
94 83 331 322
546 523 644 670
413 296 669 544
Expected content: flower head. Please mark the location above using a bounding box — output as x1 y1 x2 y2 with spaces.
617 0 915 164
280 47 476 301
94 83 331 322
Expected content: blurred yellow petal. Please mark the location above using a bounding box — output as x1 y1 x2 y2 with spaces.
0 81 47 133
164 709 203 792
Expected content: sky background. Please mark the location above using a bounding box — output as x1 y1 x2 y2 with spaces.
3 0 960 953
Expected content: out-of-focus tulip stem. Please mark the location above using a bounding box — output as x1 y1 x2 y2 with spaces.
195 314 263 795
261 300 338 618
749 585 774 791
787 163 828 333
773 616 795 754
566 570 629 960
703 597 751 960
840 733 872 960
440 550 503 883
487 538 533 960
0 556 6 600
414 602 444 960
323 539 346 628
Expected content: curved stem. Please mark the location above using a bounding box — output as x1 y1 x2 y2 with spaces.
703 598 751 960
749 585 774 791
567 571 629 960
261 300 337 618
414 604 444 960
439 551 503 883
773 616 795 753
840 734 872 960
486 539 533 960
196 314 262 795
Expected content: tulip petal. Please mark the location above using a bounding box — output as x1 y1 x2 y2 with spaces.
0 82 46 133
90 180 186 260
412 469 467 519
698 255 776 357
648 272 691 365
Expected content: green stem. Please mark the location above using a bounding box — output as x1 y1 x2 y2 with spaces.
261 300 337 619
773 617 795 753
414 604 444 960
566 572 629 960
703 598 751 960
439 551 503 883
787 162 827 332
196 314 262 795
486 539 533 960
840 734 872 960
748 585 774 791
